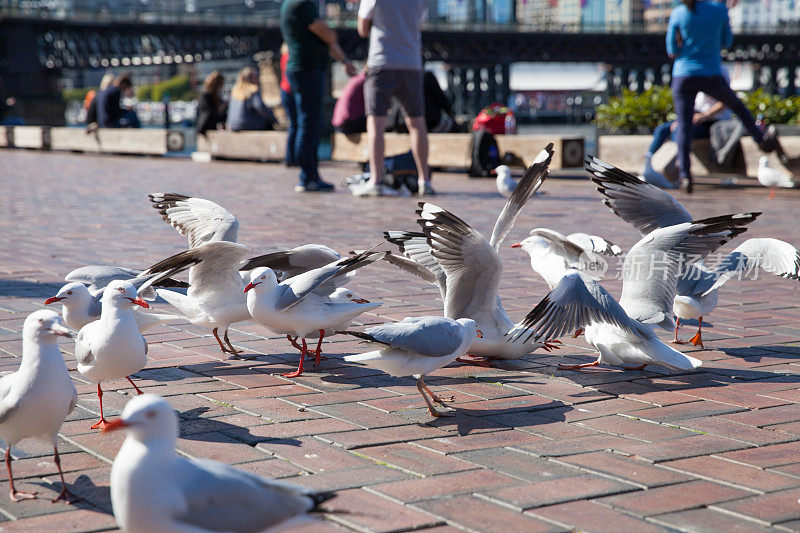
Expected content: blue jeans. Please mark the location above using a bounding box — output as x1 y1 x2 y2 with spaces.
280 88 297 167
672 75 762 179
648 120 713 156
286 69 324 185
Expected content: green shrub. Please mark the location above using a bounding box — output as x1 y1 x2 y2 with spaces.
740 88 800 125
595 85 800 133
136 85 152 101
594 86 675 134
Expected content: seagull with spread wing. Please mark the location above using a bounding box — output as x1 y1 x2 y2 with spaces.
382 144 561 364
510 212 760 371
587 156 800 347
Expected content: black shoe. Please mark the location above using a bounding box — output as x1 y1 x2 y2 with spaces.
758 125 780 153
310 179 335 192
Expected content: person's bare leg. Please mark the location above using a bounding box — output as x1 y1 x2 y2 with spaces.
367 115 386 186
405 115 430 189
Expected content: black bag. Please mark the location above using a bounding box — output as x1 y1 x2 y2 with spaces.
468 128 501 177
365 150 419 193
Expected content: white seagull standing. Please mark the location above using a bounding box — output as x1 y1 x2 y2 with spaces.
244 251 386 377
339 317 481 417
586 157 797 347
0 310 76 502
75 281 149 429
494 165 518 198
510 212 759 371
383 145 561 364
106 394 335 533
758 156 796 198
45 282 184 332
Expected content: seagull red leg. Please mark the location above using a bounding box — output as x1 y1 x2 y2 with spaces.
672 318 686 344
558 359 600 371
420 380 455 404
50 446 75 504
283 339 307 378
212 328 230 354
312 329 327 366
223 329 243 358
6 448 37 502
287 335 303 351
416 376 454 417
90 384 111 430
125 376 143 395
454 355 495 367
689 317 705 348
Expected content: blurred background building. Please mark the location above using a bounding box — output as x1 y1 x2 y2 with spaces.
1 0 799 126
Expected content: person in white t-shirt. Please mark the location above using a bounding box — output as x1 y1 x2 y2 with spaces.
351 0 432 197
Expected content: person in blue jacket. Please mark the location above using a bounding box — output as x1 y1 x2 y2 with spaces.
667 0 778 192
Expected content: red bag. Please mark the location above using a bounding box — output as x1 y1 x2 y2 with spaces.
473 103 512 135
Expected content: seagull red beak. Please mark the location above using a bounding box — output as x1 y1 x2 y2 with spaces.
125 297 149 308
244 281 260 293
510 243 522 248
101 418 128 433
352 298 371 304
489 169 498 176
476 328 484 338
44 296 66 305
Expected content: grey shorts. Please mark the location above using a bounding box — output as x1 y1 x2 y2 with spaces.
364 68 424 117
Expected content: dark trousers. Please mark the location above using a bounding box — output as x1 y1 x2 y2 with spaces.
280 88 297 167
672 75 762 179
286 69 324 184
648 120 713 156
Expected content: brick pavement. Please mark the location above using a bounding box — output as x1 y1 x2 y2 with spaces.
1 149 800 532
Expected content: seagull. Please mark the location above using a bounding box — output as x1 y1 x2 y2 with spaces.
383 145 561 364
75 281 149 430
758 156 796 198
674 238 800 347
510 212 759 371
244 251 386 377
148 192 341 277
493 165 517 198
511 228 623 289
106 394 335 533
0 310 76 502
585 156 785 347
339 317 481 417
45 282 184 332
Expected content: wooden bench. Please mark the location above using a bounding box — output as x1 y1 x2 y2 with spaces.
195 130 287 162
597 135 799 179
50 128 185 155
11 126 50 149
331 132 584 170
0 126 10 147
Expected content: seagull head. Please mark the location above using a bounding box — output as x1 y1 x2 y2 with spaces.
24 310 74 343
103 394 179 444
243 267 278 294
455 318 480 339
102 280 149 309
491 165 511 178
44 282 92 308
328 287 371 304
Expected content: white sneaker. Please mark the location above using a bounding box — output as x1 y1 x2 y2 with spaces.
349 182 398 197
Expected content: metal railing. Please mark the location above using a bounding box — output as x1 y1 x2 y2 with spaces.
2 3 799 35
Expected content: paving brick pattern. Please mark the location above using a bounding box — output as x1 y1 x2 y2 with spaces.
1 150 800 531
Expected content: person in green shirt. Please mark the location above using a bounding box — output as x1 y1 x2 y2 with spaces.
280 0 355 192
